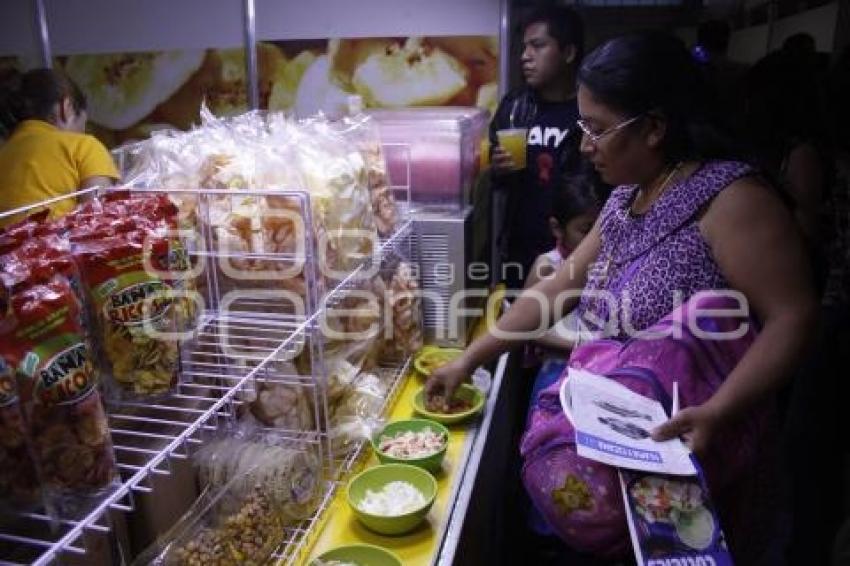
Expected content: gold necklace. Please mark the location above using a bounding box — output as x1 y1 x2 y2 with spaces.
632 162 684 214
598 162 684 285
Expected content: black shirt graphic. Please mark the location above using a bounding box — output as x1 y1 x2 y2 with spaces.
504 98 581 285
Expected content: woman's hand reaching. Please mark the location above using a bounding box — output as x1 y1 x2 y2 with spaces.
423 357 472 412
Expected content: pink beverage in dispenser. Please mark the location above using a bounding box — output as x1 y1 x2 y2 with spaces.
368 107 488 207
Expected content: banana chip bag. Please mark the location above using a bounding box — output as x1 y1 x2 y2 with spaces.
0 275 117 499
0 351 42 508
74 229 196 398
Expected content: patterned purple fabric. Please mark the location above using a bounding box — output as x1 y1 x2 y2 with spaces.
521 292 778 563
578 160 753 335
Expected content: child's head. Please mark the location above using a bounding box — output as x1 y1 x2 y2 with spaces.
550 172 604 253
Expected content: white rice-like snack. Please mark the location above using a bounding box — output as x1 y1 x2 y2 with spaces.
358 481 425 516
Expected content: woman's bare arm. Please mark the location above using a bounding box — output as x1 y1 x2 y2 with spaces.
425 221 602 404
654 177 818 452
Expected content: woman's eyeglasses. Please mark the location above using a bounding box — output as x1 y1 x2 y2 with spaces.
576 115 642 145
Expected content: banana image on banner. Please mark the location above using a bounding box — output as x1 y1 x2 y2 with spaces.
45 36 497 147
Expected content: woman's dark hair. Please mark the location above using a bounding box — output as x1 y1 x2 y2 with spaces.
578 31 741 163
0 68 86 136
552 170 605 226
522 5 585 63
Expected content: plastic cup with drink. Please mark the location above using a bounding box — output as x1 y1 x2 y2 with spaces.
496 128 528 170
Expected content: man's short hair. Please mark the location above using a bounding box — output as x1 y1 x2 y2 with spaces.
522 5 585 63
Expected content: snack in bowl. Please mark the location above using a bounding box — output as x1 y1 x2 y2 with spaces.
347 463 436 535
414 383 484 425
312 543 402 566
412 346 463 377
372 419 448 472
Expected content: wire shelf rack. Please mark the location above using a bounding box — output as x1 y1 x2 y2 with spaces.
0 170 415 565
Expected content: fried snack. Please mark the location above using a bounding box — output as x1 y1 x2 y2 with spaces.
427 36 498 87
336 114 399 237
248 382 313 430
64 50 206 130
167 485 283 566
74 230 195 398
206 43 286 116
196 437 321 523
327 38 395 90
383 262 423 359
352 38 468 108
0 355 41 506
1 277 117 496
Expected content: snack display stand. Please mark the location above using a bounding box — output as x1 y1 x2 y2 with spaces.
0 170 416 565
0 128 516 565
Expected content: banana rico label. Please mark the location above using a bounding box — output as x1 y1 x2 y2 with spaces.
27 341 96 406
102 279 174 328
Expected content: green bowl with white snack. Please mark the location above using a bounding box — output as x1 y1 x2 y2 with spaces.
371 419 449 473
311 543 402 566
347 463 437 535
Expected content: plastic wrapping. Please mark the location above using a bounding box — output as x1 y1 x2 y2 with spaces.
194 424 322 525
0 194 197 402
381 261 424 360
0 352 42 509
0 275 117 507
73 229 195 399
122 108 380 301
240 361 315 431
328 371 392 457
134 481 285 566
334 113 400 236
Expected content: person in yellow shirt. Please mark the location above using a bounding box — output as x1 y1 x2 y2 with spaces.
0 68 118 226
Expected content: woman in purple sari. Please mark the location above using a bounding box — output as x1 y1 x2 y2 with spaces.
427 32 816 562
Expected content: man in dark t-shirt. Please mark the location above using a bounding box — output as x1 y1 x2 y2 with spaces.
489 5 585 288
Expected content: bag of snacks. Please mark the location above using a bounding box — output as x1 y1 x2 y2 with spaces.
0 350 42 509
334 112 400 237
328 371 391 457
135 480 284 566
0 274 117 502
378 260 423 361
194 426 322 524
245 380 314 431
73 229 196 399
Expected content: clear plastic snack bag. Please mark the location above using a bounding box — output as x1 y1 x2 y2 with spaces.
194 423 322 525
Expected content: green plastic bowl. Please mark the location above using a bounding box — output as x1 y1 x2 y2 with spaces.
412 383 485 425
371 419 449 473
312 543 402 566
413 347 463 376
347 463 437 535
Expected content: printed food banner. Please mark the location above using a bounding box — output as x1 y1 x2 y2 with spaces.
620 469 734 565
50 36 498 147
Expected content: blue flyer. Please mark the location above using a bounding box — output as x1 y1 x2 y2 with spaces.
619 465 734 565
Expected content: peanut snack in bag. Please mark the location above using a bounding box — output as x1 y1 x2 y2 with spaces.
74 229 196 398
1 274 117 498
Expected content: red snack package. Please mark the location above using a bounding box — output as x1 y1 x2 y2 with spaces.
0 347 42 507
74 229 195 399
0 276 117 498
